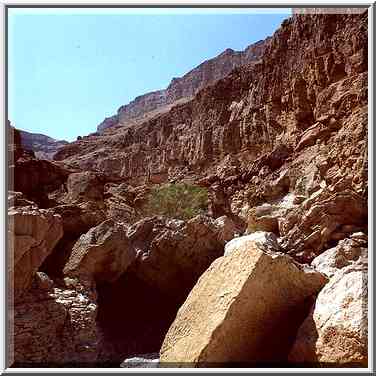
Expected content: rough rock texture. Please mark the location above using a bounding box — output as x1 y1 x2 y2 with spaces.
40 202 107 278
278 185 367 263
12 273 101 366
65 171 105 203
97 38 270 132
50 203 107 238
8 10 368 367
8 205 63 299
19 129 68 160
10 147 72 208
127 215 231 301
214 215 241 243
64 219 136 284
54 14 368 253
160 238 327 366
64 214 236 293
8 191 36 209
311 232 367 278
289 234 368 366
224 231 281 256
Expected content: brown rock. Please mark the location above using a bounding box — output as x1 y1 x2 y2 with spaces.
224 231 281 256
311 234 367 278
66 171 104 203
13 273 101 365
18 129 68 160
129 215 227 301
8 191 36 209
8 206 63 299
63 219 136 284
279 188 367 262
52 13 367 201
97 38 270 132
214 215 240 243
160 237 327 366
11 158 71 206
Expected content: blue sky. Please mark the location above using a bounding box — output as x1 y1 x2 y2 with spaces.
8 8 291 141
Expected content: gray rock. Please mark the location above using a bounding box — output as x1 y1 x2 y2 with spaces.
120 353 159 368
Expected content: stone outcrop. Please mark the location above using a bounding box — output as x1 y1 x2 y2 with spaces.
311 232 367 278
97 38 270 132
64 213 236 298
128 215 233 301
12 273 101 366
54 12 368 230
19 129 68 160
65 171 105 203
288 234 368 366
160 237 327 366
224 231 281 256
279 187 367 263
64 219 136 284
8 205 63 299
8 122 35 163
40 202 107 278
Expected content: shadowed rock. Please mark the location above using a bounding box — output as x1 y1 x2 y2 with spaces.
160 237 327 366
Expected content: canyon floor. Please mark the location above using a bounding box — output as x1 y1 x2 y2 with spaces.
7 9 368 368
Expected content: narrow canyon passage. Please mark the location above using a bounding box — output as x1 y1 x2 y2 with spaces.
96 270 182 363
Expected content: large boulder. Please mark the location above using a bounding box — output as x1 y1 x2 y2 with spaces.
40 202 107 278
160 236 327 366
11 158 71 206
214 215 241 243
288 235 368 366
63 219 136 284
66 171 105 203
224 231 280 256
129 215 231 302
64 214 232 300
50 202 107 238
311 232 367 278
8 206 63 299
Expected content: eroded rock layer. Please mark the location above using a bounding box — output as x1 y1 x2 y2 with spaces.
8 10 368 368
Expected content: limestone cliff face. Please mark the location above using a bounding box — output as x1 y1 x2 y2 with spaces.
56 12 367 190
97 38 270 132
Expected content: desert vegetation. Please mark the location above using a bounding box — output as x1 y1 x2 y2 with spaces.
141 183 208 220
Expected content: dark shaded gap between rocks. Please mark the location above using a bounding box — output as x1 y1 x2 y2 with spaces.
95 270 182 363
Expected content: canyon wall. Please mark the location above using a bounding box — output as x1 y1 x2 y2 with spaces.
9 9 368 367
97 38 270 132
55 12 367 190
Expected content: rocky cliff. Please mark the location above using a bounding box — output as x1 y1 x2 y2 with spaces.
8 9 368 368
55 12 367 199
18 129 68 160
97 38 270 132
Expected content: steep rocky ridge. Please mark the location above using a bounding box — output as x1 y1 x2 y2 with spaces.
55 12 367 200
97 38 270 132
19 129 68 160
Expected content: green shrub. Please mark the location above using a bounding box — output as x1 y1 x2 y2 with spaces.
142 183 208 220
